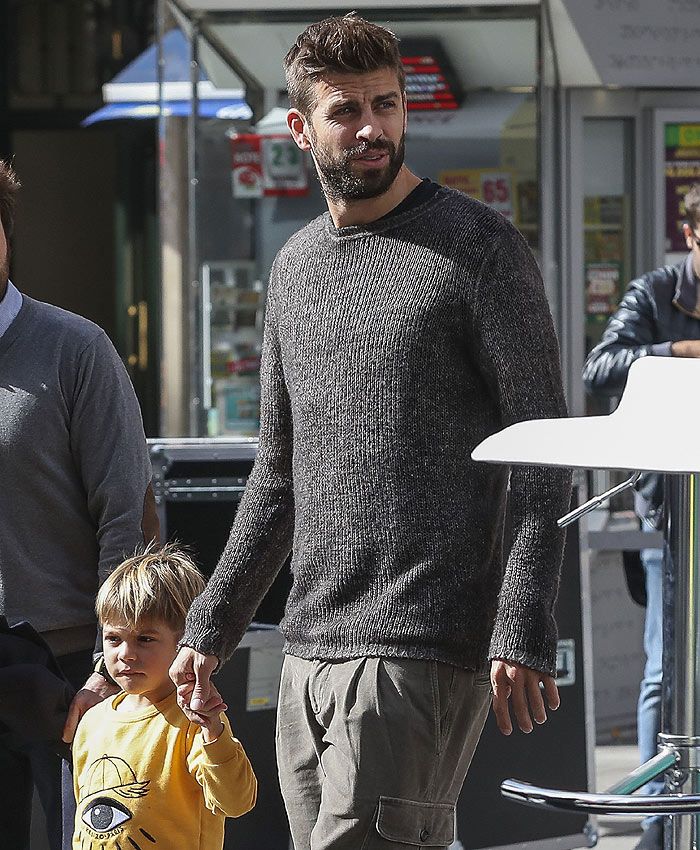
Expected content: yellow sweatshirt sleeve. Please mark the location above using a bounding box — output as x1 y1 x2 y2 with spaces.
186 714 257 818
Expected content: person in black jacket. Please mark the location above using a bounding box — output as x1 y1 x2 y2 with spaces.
583 182 700 850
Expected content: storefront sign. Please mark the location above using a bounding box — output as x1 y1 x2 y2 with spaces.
665 123 700 252
231 134 308 198
562 0 700 88
439 168 515 222
585 262 622 318
400 38 462 112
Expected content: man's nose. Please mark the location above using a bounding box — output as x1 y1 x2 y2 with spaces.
356 111 382 143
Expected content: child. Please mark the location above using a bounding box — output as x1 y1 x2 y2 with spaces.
71 545 257 850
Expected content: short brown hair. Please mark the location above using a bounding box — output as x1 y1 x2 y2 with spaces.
0 160 20 240
96 543 206 634
284 13 405 116
685 183 700 230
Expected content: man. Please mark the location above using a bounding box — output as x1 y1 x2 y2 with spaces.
0 160 158 850
583 183 700 850
171 14 571 850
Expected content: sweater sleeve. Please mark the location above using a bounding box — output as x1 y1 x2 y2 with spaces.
181 263 295 663
469 222 572 676
186 715 257 818
68 331 155 587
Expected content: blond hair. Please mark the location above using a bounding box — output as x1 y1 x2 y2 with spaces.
96 543 205 634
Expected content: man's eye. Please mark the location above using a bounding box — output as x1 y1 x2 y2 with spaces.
81 797 132 832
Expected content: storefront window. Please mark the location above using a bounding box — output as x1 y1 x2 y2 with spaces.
161 9 541 437
582 119 633 371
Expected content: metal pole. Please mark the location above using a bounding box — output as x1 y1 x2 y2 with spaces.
187 16 202 436
664 473 700 849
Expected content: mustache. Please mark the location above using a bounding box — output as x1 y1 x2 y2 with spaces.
344 139 394 161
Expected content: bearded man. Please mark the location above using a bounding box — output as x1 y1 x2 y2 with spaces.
171 13 572 850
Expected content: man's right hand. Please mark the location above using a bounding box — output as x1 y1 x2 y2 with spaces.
671 339 700 358
169 646 219 712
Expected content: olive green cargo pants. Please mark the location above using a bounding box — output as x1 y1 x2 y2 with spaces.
276 655 492 850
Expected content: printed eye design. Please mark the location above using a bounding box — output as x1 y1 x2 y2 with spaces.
81 796 133 832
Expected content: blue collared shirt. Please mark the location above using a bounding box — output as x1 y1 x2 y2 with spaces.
0 280 22 339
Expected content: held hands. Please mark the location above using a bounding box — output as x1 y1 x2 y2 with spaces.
490 659 560 736
170 647 223 741
62 672 119 743
179 681 228 741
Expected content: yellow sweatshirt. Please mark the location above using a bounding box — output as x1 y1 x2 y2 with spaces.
72 691 257 850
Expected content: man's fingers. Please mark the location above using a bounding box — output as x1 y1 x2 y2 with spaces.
526 674 547 725
491 674 513 736
169 648 196 686
542 675 560 711
509 673 533 734
177 681 194 700
190 656 218 711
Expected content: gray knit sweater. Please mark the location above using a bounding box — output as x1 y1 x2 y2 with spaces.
0 296 153 648
183 187 572 676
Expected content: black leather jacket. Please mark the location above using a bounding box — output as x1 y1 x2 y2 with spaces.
583 257 700 522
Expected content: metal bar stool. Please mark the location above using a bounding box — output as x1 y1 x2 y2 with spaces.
472 356 700 849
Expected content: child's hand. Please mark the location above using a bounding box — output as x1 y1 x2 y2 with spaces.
179 681 228 741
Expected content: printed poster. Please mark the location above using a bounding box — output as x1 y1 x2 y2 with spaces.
665 123 700 252
231 134 308 198
439 168 516 222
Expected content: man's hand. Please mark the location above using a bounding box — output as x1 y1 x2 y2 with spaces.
490 659 559 736
179 681 228 742
62 672 118 743
671 339 700 358
169 646 219 714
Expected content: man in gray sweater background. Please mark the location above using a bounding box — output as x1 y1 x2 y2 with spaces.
0 161 158 850
171 14 572 849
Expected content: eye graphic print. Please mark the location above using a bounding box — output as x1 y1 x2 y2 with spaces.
81 797 133 832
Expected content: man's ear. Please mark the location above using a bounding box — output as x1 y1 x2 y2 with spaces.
287 108 312 151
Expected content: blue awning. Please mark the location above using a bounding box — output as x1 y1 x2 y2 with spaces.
82 28 251 126
83 98 252 126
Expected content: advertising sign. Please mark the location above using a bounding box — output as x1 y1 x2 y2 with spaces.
400 38 462 112
439 168 515 222
231 134 308 198
664 123 700 252
585 262 622 319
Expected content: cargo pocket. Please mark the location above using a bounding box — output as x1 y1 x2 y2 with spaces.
363 796 455 848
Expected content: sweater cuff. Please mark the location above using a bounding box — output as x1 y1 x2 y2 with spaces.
200 716 242 763
651 341 672 357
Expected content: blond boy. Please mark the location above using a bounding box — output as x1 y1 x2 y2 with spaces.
71 546 256 850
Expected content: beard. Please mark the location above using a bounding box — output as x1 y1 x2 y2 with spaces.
308 129 406 202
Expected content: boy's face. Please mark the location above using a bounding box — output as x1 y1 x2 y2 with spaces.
102 619 180 705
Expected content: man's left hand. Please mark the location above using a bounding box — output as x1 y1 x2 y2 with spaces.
490 658 559 736
62 672 118 743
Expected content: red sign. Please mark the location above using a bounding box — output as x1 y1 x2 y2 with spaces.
230 134 308 198
401 38 462 112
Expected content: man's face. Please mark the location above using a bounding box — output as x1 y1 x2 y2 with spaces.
683 221 700 277
300 68 407 202
0 220 8 294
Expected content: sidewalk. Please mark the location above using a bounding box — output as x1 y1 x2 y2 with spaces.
595 744 644 850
